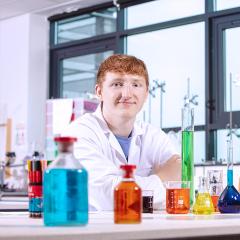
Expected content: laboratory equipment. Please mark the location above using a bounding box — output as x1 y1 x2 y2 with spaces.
28 151 46 218
43 137 88 226
181 78 194 205
166 181 190 214
193 176 214 215
114 165 142 223
218 74 240 213
207 170 223 212
142 190 153 213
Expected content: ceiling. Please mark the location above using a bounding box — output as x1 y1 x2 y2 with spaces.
0 0 110 21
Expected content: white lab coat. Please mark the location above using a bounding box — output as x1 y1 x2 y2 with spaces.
64 106 179 211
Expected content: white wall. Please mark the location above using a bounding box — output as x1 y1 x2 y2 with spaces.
0 13 49 162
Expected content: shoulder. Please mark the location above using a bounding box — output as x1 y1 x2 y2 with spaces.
135 121 167 139
63 112 104 138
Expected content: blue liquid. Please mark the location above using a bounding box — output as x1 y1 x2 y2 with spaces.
227 169 233 186
43 168 88 226
218 185 240 213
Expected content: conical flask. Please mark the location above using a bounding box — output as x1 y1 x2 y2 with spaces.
193 176 214 215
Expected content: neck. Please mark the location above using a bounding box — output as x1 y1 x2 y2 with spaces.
102 110 134 137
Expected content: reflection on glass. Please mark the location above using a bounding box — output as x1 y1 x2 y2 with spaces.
214 0 240 11
217 129 240 164
224 27 240 112
127 22 205 128
55 7 116 44
126 0 204 29
194 131 205 164
61 51 113 98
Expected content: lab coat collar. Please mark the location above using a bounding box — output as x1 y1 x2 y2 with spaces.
93 105 144 137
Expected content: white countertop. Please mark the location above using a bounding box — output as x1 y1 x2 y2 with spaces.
0 211 240 240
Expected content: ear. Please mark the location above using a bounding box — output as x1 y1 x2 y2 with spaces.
95 84 103 101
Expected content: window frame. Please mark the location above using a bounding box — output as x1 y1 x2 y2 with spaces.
49 0 240 164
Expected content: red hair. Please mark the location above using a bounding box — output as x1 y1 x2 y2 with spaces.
96 54 149 88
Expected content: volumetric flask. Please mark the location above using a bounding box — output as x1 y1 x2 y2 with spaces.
166 181 190 214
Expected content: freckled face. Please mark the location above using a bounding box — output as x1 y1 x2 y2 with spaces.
96 72 148 120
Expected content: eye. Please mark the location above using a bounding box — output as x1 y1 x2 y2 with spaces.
133 83 141 87
112 82 123 87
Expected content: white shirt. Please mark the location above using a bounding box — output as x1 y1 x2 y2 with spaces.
64 106 179 211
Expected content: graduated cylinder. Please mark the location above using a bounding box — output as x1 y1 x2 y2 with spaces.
181 106 194 206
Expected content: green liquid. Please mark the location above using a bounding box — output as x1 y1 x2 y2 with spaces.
182 130 194 205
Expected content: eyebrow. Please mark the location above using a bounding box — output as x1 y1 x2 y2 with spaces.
111 77 144 82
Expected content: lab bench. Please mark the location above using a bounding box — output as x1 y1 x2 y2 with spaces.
0 211 240 240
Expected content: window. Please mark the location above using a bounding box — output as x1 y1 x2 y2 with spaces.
61 51 113 98
54 7 116 44
49 0 240 165
214 0 240 11
126 22 205 128
126 0 204 29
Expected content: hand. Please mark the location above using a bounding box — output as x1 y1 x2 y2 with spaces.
154 154 181 182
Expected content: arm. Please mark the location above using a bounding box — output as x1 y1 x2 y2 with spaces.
154 154 181 182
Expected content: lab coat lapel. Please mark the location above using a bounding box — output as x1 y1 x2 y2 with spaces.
108 133 126 163
128 123 144 166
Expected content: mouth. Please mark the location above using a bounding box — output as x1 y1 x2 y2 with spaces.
118 101 136 105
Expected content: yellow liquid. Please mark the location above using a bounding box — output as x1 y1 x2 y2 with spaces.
193 193 214 215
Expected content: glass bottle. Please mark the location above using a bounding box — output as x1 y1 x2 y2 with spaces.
193 176 214 215
43 137 88 226
114 165 142 224
28 151 44 218
207 170 223 212
181 92 194 206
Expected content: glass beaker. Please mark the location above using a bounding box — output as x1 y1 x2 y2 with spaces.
142 190 154 213
166 181 190 214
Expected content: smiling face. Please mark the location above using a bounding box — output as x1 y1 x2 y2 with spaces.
96 72 148 121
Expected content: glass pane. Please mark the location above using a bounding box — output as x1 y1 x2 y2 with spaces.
128 22 205 128
224 27 240 112
165 130 205 165
55 7 116 44
126 0 204 29
215 0 240 11
194 131 205 164
61 51 113 98
217 129 240 164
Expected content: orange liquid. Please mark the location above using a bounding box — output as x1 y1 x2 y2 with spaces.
166 188 190 214
114 181 142 223
211 195 219 212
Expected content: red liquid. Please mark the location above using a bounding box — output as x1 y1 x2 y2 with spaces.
211 195 219 212
166 188 190 214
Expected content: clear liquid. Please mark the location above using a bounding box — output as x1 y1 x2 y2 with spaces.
182 131 194 205
43 168 88 226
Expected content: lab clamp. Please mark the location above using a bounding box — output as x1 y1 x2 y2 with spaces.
148 80 166 128
183 78 199 108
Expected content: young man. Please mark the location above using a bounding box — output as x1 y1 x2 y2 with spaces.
66 54 181 210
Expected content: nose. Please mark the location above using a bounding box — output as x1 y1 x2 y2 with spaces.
121 85 132 98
